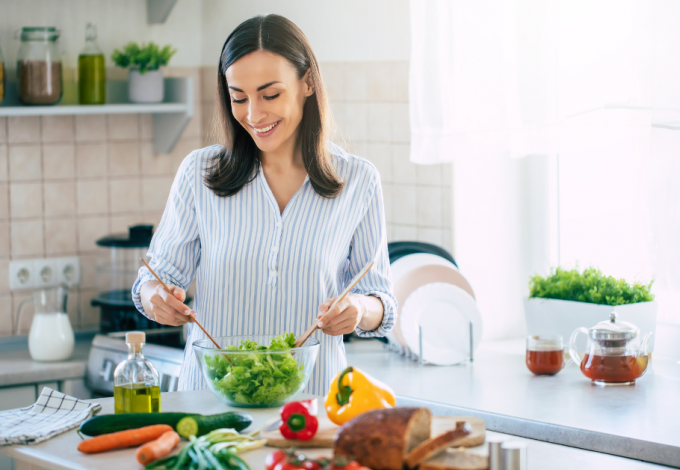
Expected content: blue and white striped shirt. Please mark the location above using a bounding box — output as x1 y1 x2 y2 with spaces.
132 143 396 395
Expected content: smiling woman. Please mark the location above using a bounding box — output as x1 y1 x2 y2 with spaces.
132 14 397 395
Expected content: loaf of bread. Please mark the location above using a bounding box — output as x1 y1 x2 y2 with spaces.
333 407 432 470
404 421 473 468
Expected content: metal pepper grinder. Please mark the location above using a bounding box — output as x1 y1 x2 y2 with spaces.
501 441 527 470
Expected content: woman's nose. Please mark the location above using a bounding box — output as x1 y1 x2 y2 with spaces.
248 100 266 124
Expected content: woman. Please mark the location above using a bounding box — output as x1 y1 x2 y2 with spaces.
132 14 396 395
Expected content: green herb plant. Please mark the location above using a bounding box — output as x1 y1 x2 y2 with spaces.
111 42 177 74
529 267 654 306
203 332 305 406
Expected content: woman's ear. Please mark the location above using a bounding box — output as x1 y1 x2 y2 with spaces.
303 69 315 97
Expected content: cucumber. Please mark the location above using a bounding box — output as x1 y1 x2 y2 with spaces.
79 411 251 437
176 412 252 438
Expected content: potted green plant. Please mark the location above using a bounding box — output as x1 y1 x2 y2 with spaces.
525 267 657 351
112 41 176 103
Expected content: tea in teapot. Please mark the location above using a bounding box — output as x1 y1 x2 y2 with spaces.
569 312 652 386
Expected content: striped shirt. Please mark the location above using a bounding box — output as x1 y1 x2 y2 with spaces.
131 143 397 395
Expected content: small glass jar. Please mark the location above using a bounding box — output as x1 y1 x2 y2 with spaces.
113 331 161 413
16 27 63 105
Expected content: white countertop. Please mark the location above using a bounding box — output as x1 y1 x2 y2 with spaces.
344 338 680 467
0 342 90 387
0 390 670 470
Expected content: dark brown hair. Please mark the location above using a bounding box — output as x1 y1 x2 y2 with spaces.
205 14 343 198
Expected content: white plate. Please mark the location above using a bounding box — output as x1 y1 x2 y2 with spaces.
401 283 483 365
391 253 458 286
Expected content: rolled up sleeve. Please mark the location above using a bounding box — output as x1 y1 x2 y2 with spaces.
348 170 397 338
131 155 201 319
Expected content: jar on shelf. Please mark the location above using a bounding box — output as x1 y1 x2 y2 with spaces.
16 27 63 105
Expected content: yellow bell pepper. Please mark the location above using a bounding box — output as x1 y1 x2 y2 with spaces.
325 366 396 426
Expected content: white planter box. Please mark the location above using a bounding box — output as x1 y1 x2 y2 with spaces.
524 297 658 352
129 69 164 103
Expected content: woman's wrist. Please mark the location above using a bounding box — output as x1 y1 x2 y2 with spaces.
355 293 384 332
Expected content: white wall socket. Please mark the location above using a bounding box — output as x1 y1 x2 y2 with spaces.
8 257 81 291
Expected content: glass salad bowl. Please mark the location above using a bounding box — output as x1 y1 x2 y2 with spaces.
192 334 320 408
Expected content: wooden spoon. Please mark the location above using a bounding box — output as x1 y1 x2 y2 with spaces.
295 260 375 348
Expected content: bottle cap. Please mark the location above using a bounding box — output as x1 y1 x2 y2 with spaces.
501 441 527 470
125 331 145 344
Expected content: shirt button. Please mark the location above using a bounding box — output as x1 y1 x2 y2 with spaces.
269 270 278 278
271 246 279 253
276 221 282 228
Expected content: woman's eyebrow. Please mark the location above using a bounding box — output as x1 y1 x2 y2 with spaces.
228 81 283 93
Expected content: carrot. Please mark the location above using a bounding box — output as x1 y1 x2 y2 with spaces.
77 424 173 454
135 430 180 465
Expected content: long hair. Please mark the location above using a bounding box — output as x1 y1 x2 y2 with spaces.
205 14 343 198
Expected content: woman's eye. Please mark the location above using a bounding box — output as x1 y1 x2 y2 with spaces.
263 93 281 101
232 97 247 104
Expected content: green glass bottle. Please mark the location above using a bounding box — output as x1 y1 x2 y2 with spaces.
78 22 105 105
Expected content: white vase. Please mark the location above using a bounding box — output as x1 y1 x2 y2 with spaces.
524 297 658 352
128 69 164 103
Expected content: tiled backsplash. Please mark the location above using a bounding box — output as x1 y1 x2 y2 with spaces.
0 62 452 337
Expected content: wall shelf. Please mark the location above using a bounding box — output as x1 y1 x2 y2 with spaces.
0 77 194 153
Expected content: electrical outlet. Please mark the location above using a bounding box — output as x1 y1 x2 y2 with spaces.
8 257 81 291
57 257 80 286
33 258 59 288
9 260 35 290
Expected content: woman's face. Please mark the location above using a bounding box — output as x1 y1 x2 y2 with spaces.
225 50 314 155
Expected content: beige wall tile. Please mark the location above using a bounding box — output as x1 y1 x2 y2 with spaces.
8 117 41 144
442 187 452 229
0 260 10 296
201 66 218 102
417 227 444 246
142 176 174 211
417 186 443 227
381 183 393 225
343 63 368 102
394 224 417 241
9 145 42 181
41 116 74 143
110 178 141 213
140 114 154 140
343 103 368 142
76 143 107 178
0 145 8 182
0 295 12 336
183 103 201 138
80 289 100 328
75 115 107 142
45 218 78 255
367 103 391 142
386 223 396 242
110 214 147 234
10 182 43 219
44 181 76 216
393 62 409 102
77 180 109 215
169 137 200 172
328 102 346 143
417 163 443 186
11 219 44 257
77 216 109 252
201 105 218 146
79 253 98 290
0 222 9 258
0 184 8 219
392 184 417 225
391 103 410 143
320 62 345 103
43 143 76 179
392 144 417 185
367 62 393 102
366 143 392 183
108 142 140 176
442 163 453 186
0 117 6 143
107 114 139 140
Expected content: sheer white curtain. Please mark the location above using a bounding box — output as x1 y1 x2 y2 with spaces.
409 0 680 339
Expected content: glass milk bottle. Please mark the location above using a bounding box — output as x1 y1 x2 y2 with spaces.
113 332 161 413
26 285 74 362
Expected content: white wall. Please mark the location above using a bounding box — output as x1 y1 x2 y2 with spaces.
201 0 411 65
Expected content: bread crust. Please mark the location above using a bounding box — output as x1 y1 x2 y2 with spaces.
404 421 473 468
333 407 432 470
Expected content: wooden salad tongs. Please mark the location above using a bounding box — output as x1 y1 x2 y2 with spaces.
295 260 375 348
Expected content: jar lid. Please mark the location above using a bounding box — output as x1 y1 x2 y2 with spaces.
590 312 638 340
125 331 145 344
96 225 154 248
20 27 60 41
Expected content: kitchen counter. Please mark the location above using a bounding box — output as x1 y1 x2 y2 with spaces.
0 390 671 470
345 339 680 467
0 342 90 387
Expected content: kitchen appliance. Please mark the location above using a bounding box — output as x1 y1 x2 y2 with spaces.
92 225 184 348
86 331 183 397
16 27 63 105
569 312 653 386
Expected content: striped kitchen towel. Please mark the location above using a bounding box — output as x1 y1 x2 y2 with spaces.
0 387 101 445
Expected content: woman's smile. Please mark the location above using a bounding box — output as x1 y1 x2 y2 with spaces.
250 120 281 137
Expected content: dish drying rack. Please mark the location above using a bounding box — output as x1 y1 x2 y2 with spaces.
384 321 475 366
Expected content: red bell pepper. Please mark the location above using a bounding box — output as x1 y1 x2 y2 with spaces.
279 399 319 441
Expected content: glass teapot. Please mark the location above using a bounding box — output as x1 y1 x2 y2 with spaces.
569 312 652 386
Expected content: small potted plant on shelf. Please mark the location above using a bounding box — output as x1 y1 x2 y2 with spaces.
525 267 657 351
112 41 176 103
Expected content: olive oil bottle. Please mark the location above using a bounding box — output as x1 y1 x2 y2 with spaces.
78 22 106 104
113 332 161 414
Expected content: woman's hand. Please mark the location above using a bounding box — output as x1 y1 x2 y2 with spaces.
317 294 384 336
140 281 195 326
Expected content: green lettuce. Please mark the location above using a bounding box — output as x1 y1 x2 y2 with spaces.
203 333 305 405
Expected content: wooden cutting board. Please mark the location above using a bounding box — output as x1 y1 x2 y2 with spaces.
262 415 486 448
